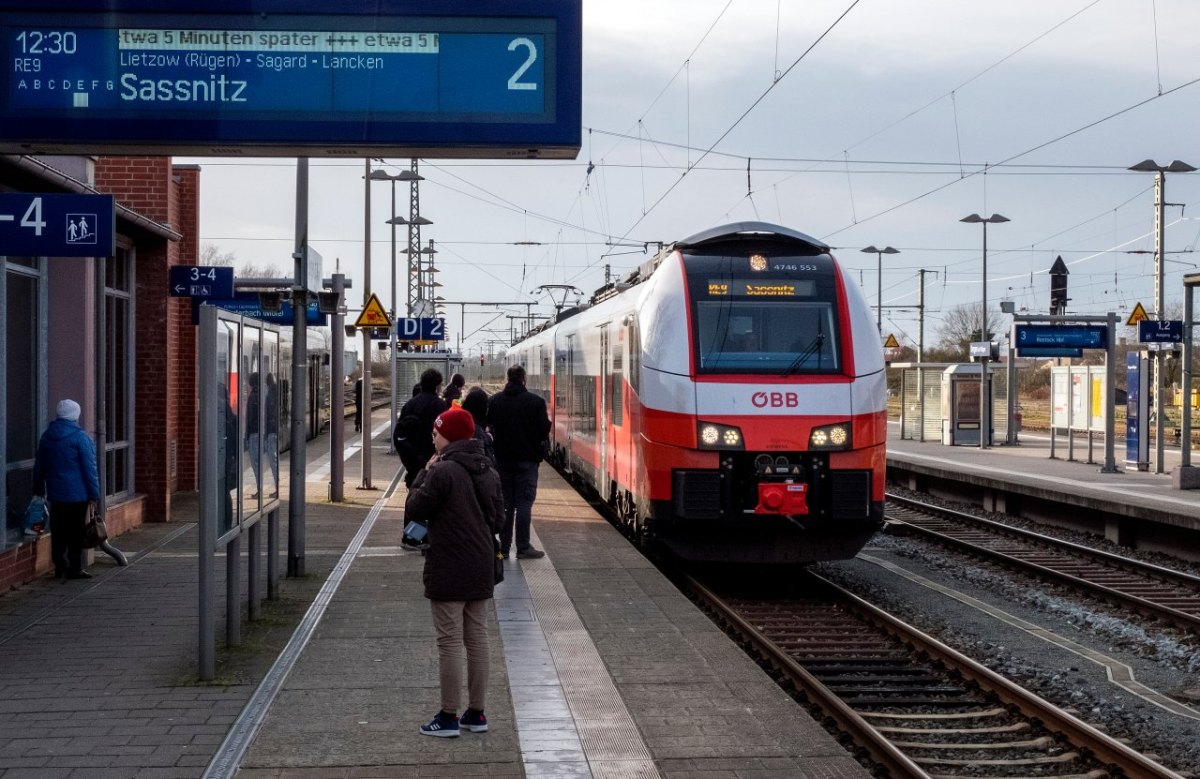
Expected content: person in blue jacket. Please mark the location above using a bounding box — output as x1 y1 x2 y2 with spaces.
32 399 101 580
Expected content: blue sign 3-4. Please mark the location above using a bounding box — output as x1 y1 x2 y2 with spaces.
0 192 115 256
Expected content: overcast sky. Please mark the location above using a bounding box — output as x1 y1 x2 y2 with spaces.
184 0 1200 355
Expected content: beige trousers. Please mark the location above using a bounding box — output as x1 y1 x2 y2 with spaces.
430 599 490 714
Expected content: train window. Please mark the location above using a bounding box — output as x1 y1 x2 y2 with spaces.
695 301 840 374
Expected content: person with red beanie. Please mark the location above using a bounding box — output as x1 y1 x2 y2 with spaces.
405 402 504 738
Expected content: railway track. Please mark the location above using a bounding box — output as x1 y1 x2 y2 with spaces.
688 572 1182 779
885 493 1200 634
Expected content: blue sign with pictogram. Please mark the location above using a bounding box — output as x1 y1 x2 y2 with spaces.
0 192 115 256
1137 319 1183 343
169 265 234 298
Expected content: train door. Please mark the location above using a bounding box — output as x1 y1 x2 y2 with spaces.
598 324 610 498
563 333 575 473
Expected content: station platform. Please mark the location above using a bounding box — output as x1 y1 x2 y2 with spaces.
0 418 868 779
886 421 1200 549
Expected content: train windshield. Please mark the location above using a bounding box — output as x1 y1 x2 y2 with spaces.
685 252 842 375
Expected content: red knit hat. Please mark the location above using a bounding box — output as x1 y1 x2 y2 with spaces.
434 404 475 442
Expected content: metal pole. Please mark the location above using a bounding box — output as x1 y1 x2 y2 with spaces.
1183 284 1194 469
1102 312 1118 472
288 158 309 577
980 221 989 450
198 307 217 680
1153 171 1165 474
329 273 346 501
389 180 398 454
361 158 373 490
876 250 882 335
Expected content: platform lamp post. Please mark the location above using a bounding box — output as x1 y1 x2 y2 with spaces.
860 246 899 336
961 213 1010 450
372 167 411 454
1128 159 1195 474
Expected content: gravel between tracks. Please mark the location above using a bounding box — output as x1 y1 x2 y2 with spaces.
811 485 1200 775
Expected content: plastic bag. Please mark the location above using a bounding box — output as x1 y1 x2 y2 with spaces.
24 496 49 535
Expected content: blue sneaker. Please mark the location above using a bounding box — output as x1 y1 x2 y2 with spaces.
460 708 488 733
420 710 460 738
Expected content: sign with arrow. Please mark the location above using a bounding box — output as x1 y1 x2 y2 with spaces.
354 293 392 329
169 266 234 299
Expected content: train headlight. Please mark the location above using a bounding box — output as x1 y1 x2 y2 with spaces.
698 421 745 450
809 423 851 451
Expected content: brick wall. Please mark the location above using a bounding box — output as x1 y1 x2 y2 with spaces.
93 158 201 522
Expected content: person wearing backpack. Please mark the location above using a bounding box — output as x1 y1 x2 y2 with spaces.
393 369 448 487
404 404 503 738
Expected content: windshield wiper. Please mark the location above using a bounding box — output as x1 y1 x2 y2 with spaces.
783 332 824 376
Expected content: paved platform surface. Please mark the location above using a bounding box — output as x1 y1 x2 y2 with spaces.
887 422 1200 531
0 415 867 779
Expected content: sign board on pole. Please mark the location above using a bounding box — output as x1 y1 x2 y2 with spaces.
0 192 115 256
0 2 582 158
396 317 446 341
1137 319 1183 343
1125 302 1149 327
191 292 325 326
1014 324 1107 352
169 265 234 298
354 293 391 329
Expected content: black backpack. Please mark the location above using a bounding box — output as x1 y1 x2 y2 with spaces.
392 413 423 462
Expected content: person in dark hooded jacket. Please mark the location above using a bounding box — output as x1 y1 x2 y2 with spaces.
32 399 101 579
405 404 504 738
487 364 550 559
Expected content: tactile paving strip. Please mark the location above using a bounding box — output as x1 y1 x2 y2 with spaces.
517 532 660 778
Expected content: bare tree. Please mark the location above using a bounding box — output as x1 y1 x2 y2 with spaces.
200 243 237 266
199 243 282 277
934 302 1004 358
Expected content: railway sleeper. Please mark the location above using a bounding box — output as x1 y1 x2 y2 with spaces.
913 751 1081 766
873 722 1031 735
893 736 1055 751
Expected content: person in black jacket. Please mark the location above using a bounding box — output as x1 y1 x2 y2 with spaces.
442 373 466 403
394 369 447 487
405 404 503 738
487 365 551 559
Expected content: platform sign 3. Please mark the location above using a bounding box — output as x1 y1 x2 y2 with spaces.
0 192 115 256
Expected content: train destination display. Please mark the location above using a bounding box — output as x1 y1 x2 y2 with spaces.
0 5 581 157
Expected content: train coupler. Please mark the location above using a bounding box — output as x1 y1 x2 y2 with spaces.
754 481 808 516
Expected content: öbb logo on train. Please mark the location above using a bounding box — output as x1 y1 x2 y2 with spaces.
751 391 799 408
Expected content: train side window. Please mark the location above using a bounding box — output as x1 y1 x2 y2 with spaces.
627 323 641 395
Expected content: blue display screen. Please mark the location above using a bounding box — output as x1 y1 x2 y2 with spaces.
0 4 580 157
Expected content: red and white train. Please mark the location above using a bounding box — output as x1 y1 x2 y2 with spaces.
508 222 886 563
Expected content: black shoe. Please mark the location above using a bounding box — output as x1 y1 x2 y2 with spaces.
66 571 93 580
516 548 545 560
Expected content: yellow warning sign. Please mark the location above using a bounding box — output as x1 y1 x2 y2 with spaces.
354 293 392 329
1126 302 1149 327
883 333 901 349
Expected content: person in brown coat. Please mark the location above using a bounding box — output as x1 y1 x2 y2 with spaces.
404 403 503 738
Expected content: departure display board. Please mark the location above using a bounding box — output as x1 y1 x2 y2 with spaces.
706 279 817 297
0 1 581 157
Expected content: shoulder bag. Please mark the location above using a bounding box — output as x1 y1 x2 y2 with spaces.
83 504 108 549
